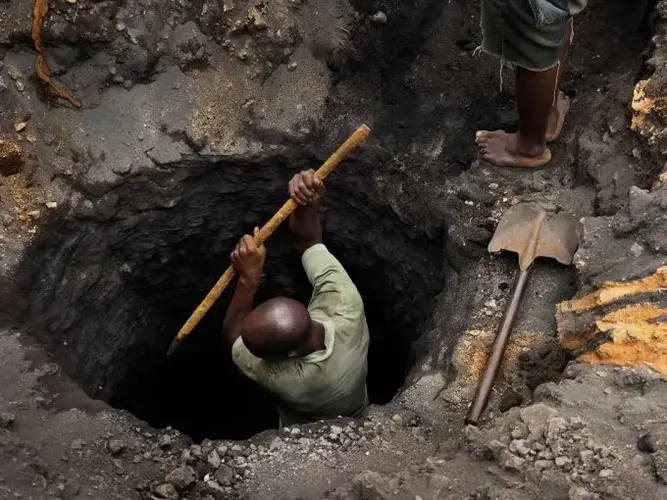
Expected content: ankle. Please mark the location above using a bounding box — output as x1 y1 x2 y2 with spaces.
516 133 546 156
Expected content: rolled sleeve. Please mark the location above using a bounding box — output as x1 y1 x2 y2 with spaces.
231 337 263 382
301 244 362 315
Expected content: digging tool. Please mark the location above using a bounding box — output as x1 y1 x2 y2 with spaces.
464 203 579 426
167 124 371 356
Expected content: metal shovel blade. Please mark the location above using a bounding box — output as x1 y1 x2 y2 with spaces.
488 203 579 270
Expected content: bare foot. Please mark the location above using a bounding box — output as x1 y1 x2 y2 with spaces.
546 93 571 143
475 130 551 168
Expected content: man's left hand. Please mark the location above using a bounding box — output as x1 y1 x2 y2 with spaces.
230 227 265 288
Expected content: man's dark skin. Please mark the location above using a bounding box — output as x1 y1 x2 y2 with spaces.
222 170 328 359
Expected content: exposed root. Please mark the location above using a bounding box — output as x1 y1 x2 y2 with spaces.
32 0 82 109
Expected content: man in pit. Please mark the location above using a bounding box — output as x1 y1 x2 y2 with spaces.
221 169 370 426
475 0 588 168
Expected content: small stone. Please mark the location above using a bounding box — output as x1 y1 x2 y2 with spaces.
14 122 27 132
70 439 86 450
489 182 499 190
165 466 195 490
15 80 24 92
499 389 523 412
158 435 172 448
207 450 221 469
598 469 613 478
107 439 125 456
7 66 22 80
555 456 571 468
287 62 298 71
579 450 594 463
520 404 558 435
269 437 282 450
27 210 40 219
535 459 553 470
206 480 225 497
215 464 234 486
45 201 58 209
391 414 403 426
155 483 179 499
189 444 203 458
330 425 343 435
0 412 15 429
290 427 301 436
546 417 568 441
371 11 387 23
630 242 644 258
500 450 526 472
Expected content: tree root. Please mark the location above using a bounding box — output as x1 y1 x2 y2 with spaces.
32 0 82 109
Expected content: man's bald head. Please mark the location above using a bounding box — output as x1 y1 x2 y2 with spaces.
241 298 311 358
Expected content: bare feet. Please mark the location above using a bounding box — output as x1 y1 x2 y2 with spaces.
546 93 571 143
475 130 551 168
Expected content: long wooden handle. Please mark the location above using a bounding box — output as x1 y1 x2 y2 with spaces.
167 124 371 354
465 266 532 425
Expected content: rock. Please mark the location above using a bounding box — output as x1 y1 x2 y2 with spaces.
58 480 80 500
7 65 22 80
520 404 559 435
638 427 667 453
555 456 571 468
391 414 403 426
371 11 387 24
45 201 58 209
165 466 195 490
215 464 234 486
170 21 208 68
269 437 282 450
158 435 172 448
0 139 23 176
189 444 203 459
535 459 553 470
207 450 221 469
546 417 569 441
155 483 179 499
0 412 15 429
598 469 613 478
579 450 594 464
107 439 125 456
653 450 667 483
70 439 86 450
569 486 598 499
499 450 526 473
206 479 226 498
499 389 523 412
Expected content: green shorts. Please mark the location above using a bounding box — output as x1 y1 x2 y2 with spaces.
481 0 586 71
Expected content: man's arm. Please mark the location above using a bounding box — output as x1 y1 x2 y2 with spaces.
222 228 265 347
288 169 325 255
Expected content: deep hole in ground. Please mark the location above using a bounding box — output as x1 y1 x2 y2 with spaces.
7 162 446 441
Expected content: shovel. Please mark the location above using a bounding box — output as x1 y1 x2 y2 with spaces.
465 203 579 426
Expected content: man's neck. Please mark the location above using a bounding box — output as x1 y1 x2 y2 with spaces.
300 321 326 355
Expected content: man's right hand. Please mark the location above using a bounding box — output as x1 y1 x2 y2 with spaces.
288 169 325 205
230 227 265 289
288 170 324 254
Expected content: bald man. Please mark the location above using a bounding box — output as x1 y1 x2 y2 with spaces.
222 169 370 426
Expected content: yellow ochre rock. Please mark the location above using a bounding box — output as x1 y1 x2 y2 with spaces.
0 139 23 176
558 267 667 378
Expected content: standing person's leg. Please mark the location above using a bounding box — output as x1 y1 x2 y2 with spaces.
475 1 577 168
546 20 573 142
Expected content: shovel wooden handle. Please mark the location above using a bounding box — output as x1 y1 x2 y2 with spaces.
167 124 371 355
465 266 532 426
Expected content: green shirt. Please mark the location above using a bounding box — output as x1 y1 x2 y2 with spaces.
231 244 370 422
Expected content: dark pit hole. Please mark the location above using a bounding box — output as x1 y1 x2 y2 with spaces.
9 162 445 441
